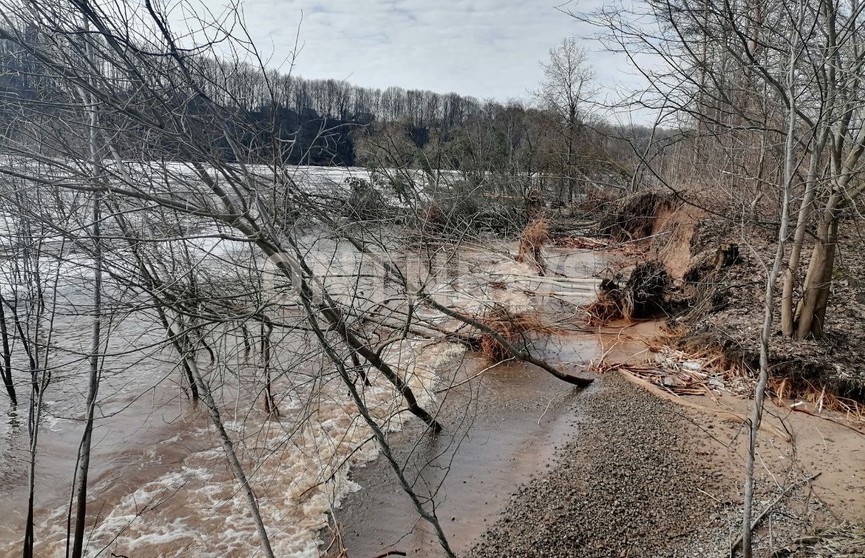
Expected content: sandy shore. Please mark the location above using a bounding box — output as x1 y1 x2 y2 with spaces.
328 317 863 557
327 322 740 557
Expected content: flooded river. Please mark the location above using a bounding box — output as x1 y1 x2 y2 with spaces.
0 234 607 557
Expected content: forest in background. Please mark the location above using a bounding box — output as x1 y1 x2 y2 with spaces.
0 26 662 202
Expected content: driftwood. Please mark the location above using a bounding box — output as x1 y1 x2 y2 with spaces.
423 295 593 387
599 361 709 396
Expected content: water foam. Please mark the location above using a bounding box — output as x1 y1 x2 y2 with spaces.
19 339 465 557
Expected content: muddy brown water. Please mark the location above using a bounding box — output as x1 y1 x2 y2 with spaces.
0 240 609 557
329 335 602 558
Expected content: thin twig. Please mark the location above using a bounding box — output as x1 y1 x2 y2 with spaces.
537 396 558 425
729 472 821 557
435 358 512 393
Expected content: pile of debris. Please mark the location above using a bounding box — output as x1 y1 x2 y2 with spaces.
596 362 709 396
477 305 562 363
590 344 751 398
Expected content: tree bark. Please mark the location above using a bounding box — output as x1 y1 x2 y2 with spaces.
70 33 103 554
742 20 798 555
780 139 824 337
0 294 16 406
795 213 839 339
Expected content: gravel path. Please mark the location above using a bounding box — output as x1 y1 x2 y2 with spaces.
465 371 737 558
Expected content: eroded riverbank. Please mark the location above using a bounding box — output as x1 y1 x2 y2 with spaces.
331 313 864 557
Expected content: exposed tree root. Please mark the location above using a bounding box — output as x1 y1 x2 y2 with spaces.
598 191 679 242
478 305 562 364
586 278 625 325
585 261 671 325
516 218 550 275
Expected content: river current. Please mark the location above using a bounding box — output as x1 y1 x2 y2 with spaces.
0 221 605 557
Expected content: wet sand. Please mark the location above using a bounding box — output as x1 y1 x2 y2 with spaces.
329 337 601 557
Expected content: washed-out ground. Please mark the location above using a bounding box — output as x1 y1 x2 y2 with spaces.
327 211 865 557
332 321 862 557
465 363 863 558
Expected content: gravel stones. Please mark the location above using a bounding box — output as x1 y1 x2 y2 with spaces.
465 372 735 558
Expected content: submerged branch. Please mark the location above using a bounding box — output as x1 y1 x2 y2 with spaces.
422 295 594 387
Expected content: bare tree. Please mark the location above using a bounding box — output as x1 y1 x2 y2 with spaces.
0 2 597 557
536 38 595 204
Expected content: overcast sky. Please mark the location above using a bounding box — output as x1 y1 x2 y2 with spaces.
196 0 640 105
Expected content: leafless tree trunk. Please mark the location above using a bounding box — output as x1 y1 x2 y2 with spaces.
742 16 800 553
780 132 826 336
0 295 16 406
187 354 276 557
69 28 104 553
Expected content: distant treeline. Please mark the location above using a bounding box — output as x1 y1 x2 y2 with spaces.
0 27 661 185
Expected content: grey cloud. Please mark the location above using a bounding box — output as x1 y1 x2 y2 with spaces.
199 0 635 103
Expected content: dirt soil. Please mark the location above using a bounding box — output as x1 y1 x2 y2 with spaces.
557 194 865 555
577 190 865 408
663 211 865 403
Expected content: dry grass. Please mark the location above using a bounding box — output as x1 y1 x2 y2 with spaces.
769 376 865 418
785 523 865 557
478 305 561 363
